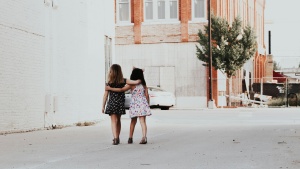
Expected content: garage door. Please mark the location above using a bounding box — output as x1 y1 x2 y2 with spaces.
144 66 175 94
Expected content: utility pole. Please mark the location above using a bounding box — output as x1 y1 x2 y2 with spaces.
208 0 215 109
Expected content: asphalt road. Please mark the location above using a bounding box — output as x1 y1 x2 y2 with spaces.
1 108 300 169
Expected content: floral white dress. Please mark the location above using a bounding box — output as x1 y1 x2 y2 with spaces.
129 84 151 118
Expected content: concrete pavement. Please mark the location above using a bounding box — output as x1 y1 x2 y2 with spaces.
1 108 300 169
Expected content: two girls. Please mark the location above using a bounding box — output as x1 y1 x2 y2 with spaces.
102 64 141 145
105 67 151 144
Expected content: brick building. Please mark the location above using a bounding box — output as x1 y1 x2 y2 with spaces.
114 0 268 108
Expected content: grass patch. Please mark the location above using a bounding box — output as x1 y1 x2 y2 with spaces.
75 121 96 127
268 97 286 107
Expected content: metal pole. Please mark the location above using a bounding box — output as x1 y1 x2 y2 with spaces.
208 0 213 101
268 31 271 55
260 78 263 106
207 0 215 109
286 78 289 107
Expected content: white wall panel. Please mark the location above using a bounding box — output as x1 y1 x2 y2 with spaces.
0 0 114 132
115 42 207 108
0 1 45 132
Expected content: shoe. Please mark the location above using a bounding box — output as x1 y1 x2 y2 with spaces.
112 138 120 144
112 138 119 145
139 137 147 144
128 138 133 144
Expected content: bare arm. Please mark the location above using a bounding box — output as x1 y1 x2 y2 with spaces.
144 85 150 104
106 84 131 92
102 90 109 113
126 79 141 85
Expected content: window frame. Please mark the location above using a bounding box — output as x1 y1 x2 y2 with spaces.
116 0 132 24
157 0 166 19
144 0 179 23
191 0 207 22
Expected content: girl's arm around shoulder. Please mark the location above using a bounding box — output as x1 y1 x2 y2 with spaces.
106 84 131 92
143 85 150 104
126 79 141 85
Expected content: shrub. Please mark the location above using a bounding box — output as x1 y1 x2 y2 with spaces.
268 97 286 107
268 93 300 107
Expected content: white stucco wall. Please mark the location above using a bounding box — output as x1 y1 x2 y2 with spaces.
115 43 207 108
0 1 46 132
0 0 114 132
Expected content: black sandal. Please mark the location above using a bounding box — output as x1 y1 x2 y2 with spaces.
139 137 147 144
112 138 119 145
128 138 133 144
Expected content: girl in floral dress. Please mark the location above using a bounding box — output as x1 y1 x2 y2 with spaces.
106 68 151 144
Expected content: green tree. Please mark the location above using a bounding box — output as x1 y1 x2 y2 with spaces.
196 14 257 105
273 60 281 70
196 14 257 77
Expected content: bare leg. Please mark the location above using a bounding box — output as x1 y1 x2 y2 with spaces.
116 114 121 143
138 116 147 144
129 117 137 139
139 116 147 138
110 114 118 145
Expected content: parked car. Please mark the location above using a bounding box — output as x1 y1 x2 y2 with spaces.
254 94 272 102
125 86 175 110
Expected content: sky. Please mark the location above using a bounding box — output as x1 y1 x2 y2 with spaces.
265 0 300 68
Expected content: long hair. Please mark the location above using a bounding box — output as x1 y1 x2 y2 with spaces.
108 64 124 84
130 68 146 86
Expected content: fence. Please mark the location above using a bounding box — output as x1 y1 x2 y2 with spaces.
213 77 300 108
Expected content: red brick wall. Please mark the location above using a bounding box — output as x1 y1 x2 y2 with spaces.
115 0 266 106
133 0 142 44
180 0 189 42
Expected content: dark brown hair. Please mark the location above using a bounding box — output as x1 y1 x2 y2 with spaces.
130 68 146 86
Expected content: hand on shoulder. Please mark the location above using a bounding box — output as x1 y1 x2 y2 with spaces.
105 85 111 91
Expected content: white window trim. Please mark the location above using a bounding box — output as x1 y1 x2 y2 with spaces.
116 22 134 26
144 0 179 23
116 0 131 24
188 19 208 24
191 0 207 22
142 21 181 25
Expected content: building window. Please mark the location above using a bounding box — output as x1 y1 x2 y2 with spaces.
144 0 178 22
117 0 131 22
192 0 206 20
229 0 234 23
194 0 205 18
170 0 178 19
158 0 166 19
145 0 154 20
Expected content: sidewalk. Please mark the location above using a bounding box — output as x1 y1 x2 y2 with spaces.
1 108 300 169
